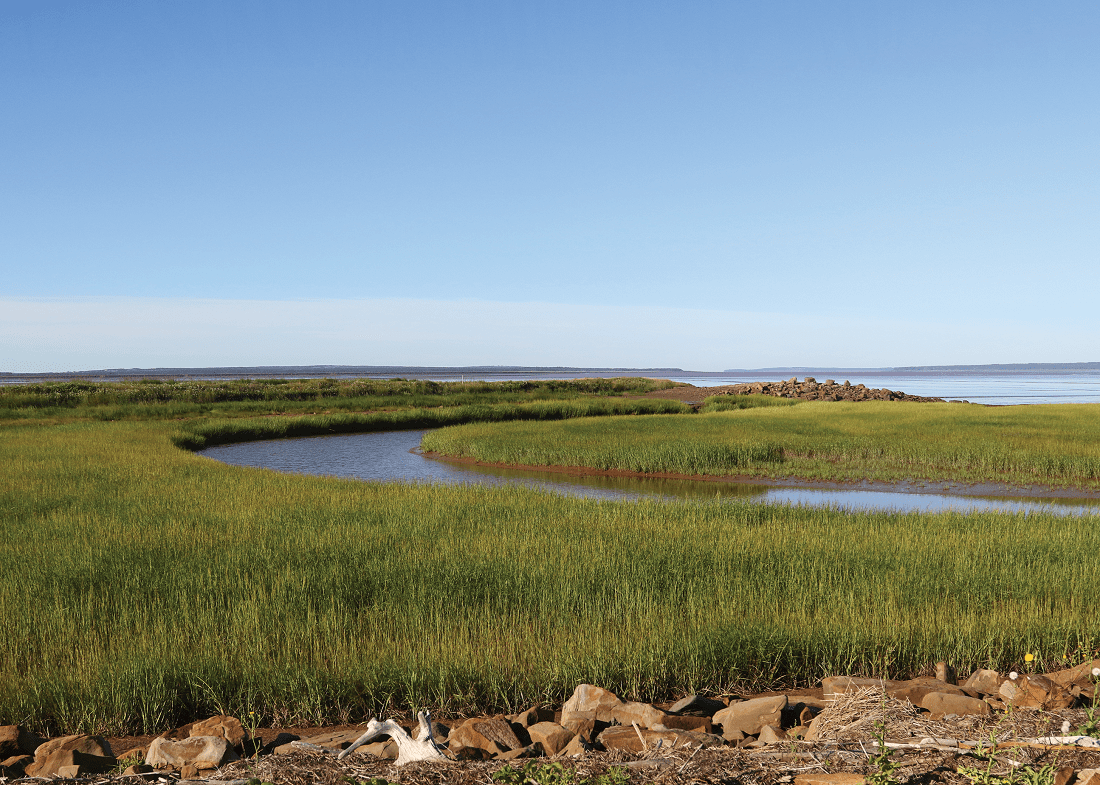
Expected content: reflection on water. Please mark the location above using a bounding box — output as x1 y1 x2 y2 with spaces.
199 430 1100 517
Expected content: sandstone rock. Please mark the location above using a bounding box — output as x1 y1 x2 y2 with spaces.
963 669 1004 695
357 740 397 759
292 728 370 751
596 725 723 754
123 763 154 775
713 695 787 736
0 725 45 758
919 692 992 717
472 718 523 751
145 735 238 769
562 684 622 724
1006 674 1074 710
497 742 545 760
660 715 714 733
181 763 199 779
1076 768 1100 785
1054 767 1075 785
721 726 745 743
1 755 32 777
510 706 555 728
448 719 510 756
795 774 866 785
668 695 727 716
1046 660 1100 687
558 734 593 758
26 735 116 777
822 676 902 698
560 712 598 737
609 701 666 729
526 722 574 756
935 662 957 684
889 678 967 705
190 715 249 749
999 678 1020 703
757 724 786 744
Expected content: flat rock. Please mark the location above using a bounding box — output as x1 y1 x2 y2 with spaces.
497 742 545 760
919 692 992 717
713 695 787 736
596 725 724 754
1076 768 1100 785
449 719 509 756
146 735 238 769
26 735 116 778
609 701 666 729
1 755 32 778
295 729 370 750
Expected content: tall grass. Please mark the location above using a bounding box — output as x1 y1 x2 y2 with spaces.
1 417 1098 735
423 402 1100 488
173 398 688 450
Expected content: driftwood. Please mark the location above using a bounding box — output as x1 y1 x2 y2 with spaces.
337 711 448 766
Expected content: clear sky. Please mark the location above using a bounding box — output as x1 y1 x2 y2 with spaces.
3 1 1097 372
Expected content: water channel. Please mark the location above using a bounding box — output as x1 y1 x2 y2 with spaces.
200 429 1100 517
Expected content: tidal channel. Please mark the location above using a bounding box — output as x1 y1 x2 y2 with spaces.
199 430 1100 517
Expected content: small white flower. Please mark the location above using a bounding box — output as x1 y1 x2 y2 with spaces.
1092 667 1100 677
1009 671 1019 680
1062 720 1071 735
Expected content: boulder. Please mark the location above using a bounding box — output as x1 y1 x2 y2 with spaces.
609 701 666 729
963 669 1004 695
145 735 238 769
668 695 727 716
1046 660 1100 687
1 755 32 778
757 724 786 744
190 715 249 749
510 706 555 728
1009 674 1074 710
497 742 545 761
1076 769 1100 785
713 695 787 736
919 692 992 717
526 722 574 756
562 684 623 723
0 725 44 758
448 719 515 756
560 714 598 740
557 734 593 758
25 735 116 778
596 725 723 754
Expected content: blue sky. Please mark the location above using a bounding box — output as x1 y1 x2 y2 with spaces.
3 1 1097 372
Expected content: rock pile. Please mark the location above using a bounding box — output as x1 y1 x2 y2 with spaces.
1 661 1096 780
718 377 947 403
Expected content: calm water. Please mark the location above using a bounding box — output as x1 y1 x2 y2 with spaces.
200 430 1100 517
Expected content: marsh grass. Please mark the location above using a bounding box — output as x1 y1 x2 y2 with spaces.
423 401 1100 488
700 394 801 413
2 417 1099 735
0 377 677 423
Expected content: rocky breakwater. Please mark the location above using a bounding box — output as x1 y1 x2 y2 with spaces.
720 377 947 403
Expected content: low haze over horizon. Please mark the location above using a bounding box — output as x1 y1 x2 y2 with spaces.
3 2 1097 372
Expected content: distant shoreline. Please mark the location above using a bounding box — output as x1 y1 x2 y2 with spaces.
3 361 1099 383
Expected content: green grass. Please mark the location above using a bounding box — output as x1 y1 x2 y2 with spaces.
0 376 679 423
1 380 1098 737
422 401 1100 488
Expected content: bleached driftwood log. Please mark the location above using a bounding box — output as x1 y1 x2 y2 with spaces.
337 711 448 766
